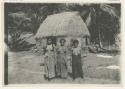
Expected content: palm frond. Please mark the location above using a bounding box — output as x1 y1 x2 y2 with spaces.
100 4 119 18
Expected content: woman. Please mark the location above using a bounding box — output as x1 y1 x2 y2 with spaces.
71 40 83 79
43 38 56 80
56 39 68 78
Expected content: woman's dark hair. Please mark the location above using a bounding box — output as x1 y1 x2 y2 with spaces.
73 39 79 44
47 36 57 45
60 39 66 43
47 38 52 41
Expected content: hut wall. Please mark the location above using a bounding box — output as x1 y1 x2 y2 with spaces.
36 36 90 55
41 38 47 48
36 38 47 54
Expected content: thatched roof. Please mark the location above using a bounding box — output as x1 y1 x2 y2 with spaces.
35 12 90 39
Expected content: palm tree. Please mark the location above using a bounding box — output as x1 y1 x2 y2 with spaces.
68 3 120 48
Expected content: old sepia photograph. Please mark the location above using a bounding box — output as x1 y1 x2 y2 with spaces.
4 2 121 85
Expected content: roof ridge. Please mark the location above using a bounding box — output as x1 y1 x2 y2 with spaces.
47 11 79 17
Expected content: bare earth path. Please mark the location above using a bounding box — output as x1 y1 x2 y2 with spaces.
8 51 120 84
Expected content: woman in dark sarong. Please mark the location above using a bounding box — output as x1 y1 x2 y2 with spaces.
56 39 68 78
71 40 83 79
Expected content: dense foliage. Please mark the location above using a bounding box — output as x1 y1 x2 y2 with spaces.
4 3 121 51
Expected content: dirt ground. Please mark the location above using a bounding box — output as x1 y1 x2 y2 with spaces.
8 51 120 84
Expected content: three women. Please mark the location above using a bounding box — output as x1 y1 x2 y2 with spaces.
43 38 84 80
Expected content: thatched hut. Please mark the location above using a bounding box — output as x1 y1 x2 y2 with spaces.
35 12 90 50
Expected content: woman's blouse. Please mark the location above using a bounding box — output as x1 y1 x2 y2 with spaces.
72 47 81 56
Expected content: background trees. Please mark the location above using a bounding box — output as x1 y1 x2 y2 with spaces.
5 3 121 51
66 3 120 47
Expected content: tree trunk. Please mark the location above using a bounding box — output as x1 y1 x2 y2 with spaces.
85 12 91 27
98 26 103 48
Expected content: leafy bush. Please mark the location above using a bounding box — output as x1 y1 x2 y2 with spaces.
8 31 34 51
